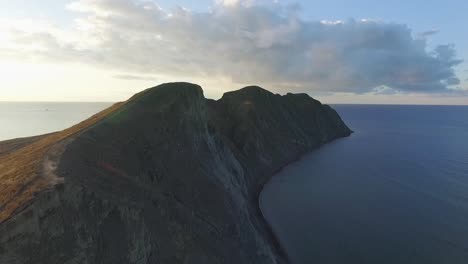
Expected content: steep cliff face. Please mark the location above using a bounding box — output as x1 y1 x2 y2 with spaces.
0 83 351 264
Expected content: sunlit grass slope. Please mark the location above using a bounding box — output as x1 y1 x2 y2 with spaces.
0 102 124 223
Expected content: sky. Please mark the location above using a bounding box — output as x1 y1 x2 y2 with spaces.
0 0 467 104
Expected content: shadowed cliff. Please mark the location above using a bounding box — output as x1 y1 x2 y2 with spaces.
0 82 351 264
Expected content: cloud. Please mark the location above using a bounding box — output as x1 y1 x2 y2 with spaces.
419 29 439 37
113 74 158 81
0 0 463 94
370 86 400 95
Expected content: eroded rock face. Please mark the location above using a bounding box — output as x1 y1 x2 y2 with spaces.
0 83 351 264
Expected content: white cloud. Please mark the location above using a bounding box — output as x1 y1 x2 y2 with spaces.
419 29 439 38
0 0 464 94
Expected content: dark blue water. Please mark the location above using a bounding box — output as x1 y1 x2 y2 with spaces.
260 105 468 264
0 102 112 141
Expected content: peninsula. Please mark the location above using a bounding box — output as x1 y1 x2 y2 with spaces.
0 83 351 263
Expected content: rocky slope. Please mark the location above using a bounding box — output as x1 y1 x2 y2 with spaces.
0 83 351 264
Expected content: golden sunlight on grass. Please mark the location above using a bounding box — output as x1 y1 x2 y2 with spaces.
0 102 124 223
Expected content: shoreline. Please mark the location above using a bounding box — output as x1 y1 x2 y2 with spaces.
255 134 353 263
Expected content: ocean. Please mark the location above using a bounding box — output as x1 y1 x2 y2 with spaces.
0 102 112 141
260 105 468 264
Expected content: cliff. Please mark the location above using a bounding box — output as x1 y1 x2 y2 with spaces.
0 83 351 264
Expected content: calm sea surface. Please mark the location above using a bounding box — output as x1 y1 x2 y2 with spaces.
0 102 112 141
261 105 468 264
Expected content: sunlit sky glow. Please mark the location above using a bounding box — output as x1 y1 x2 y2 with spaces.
0 0 467 104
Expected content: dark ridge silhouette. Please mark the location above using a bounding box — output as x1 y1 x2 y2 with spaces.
0 82 351 263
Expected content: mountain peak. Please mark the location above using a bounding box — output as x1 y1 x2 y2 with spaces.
130 82 204 101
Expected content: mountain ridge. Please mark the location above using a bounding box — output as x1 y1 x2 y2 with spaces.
0 82 351 263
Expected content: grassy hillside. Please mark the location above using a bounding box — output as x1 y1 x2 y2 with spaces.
0 102 124 223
